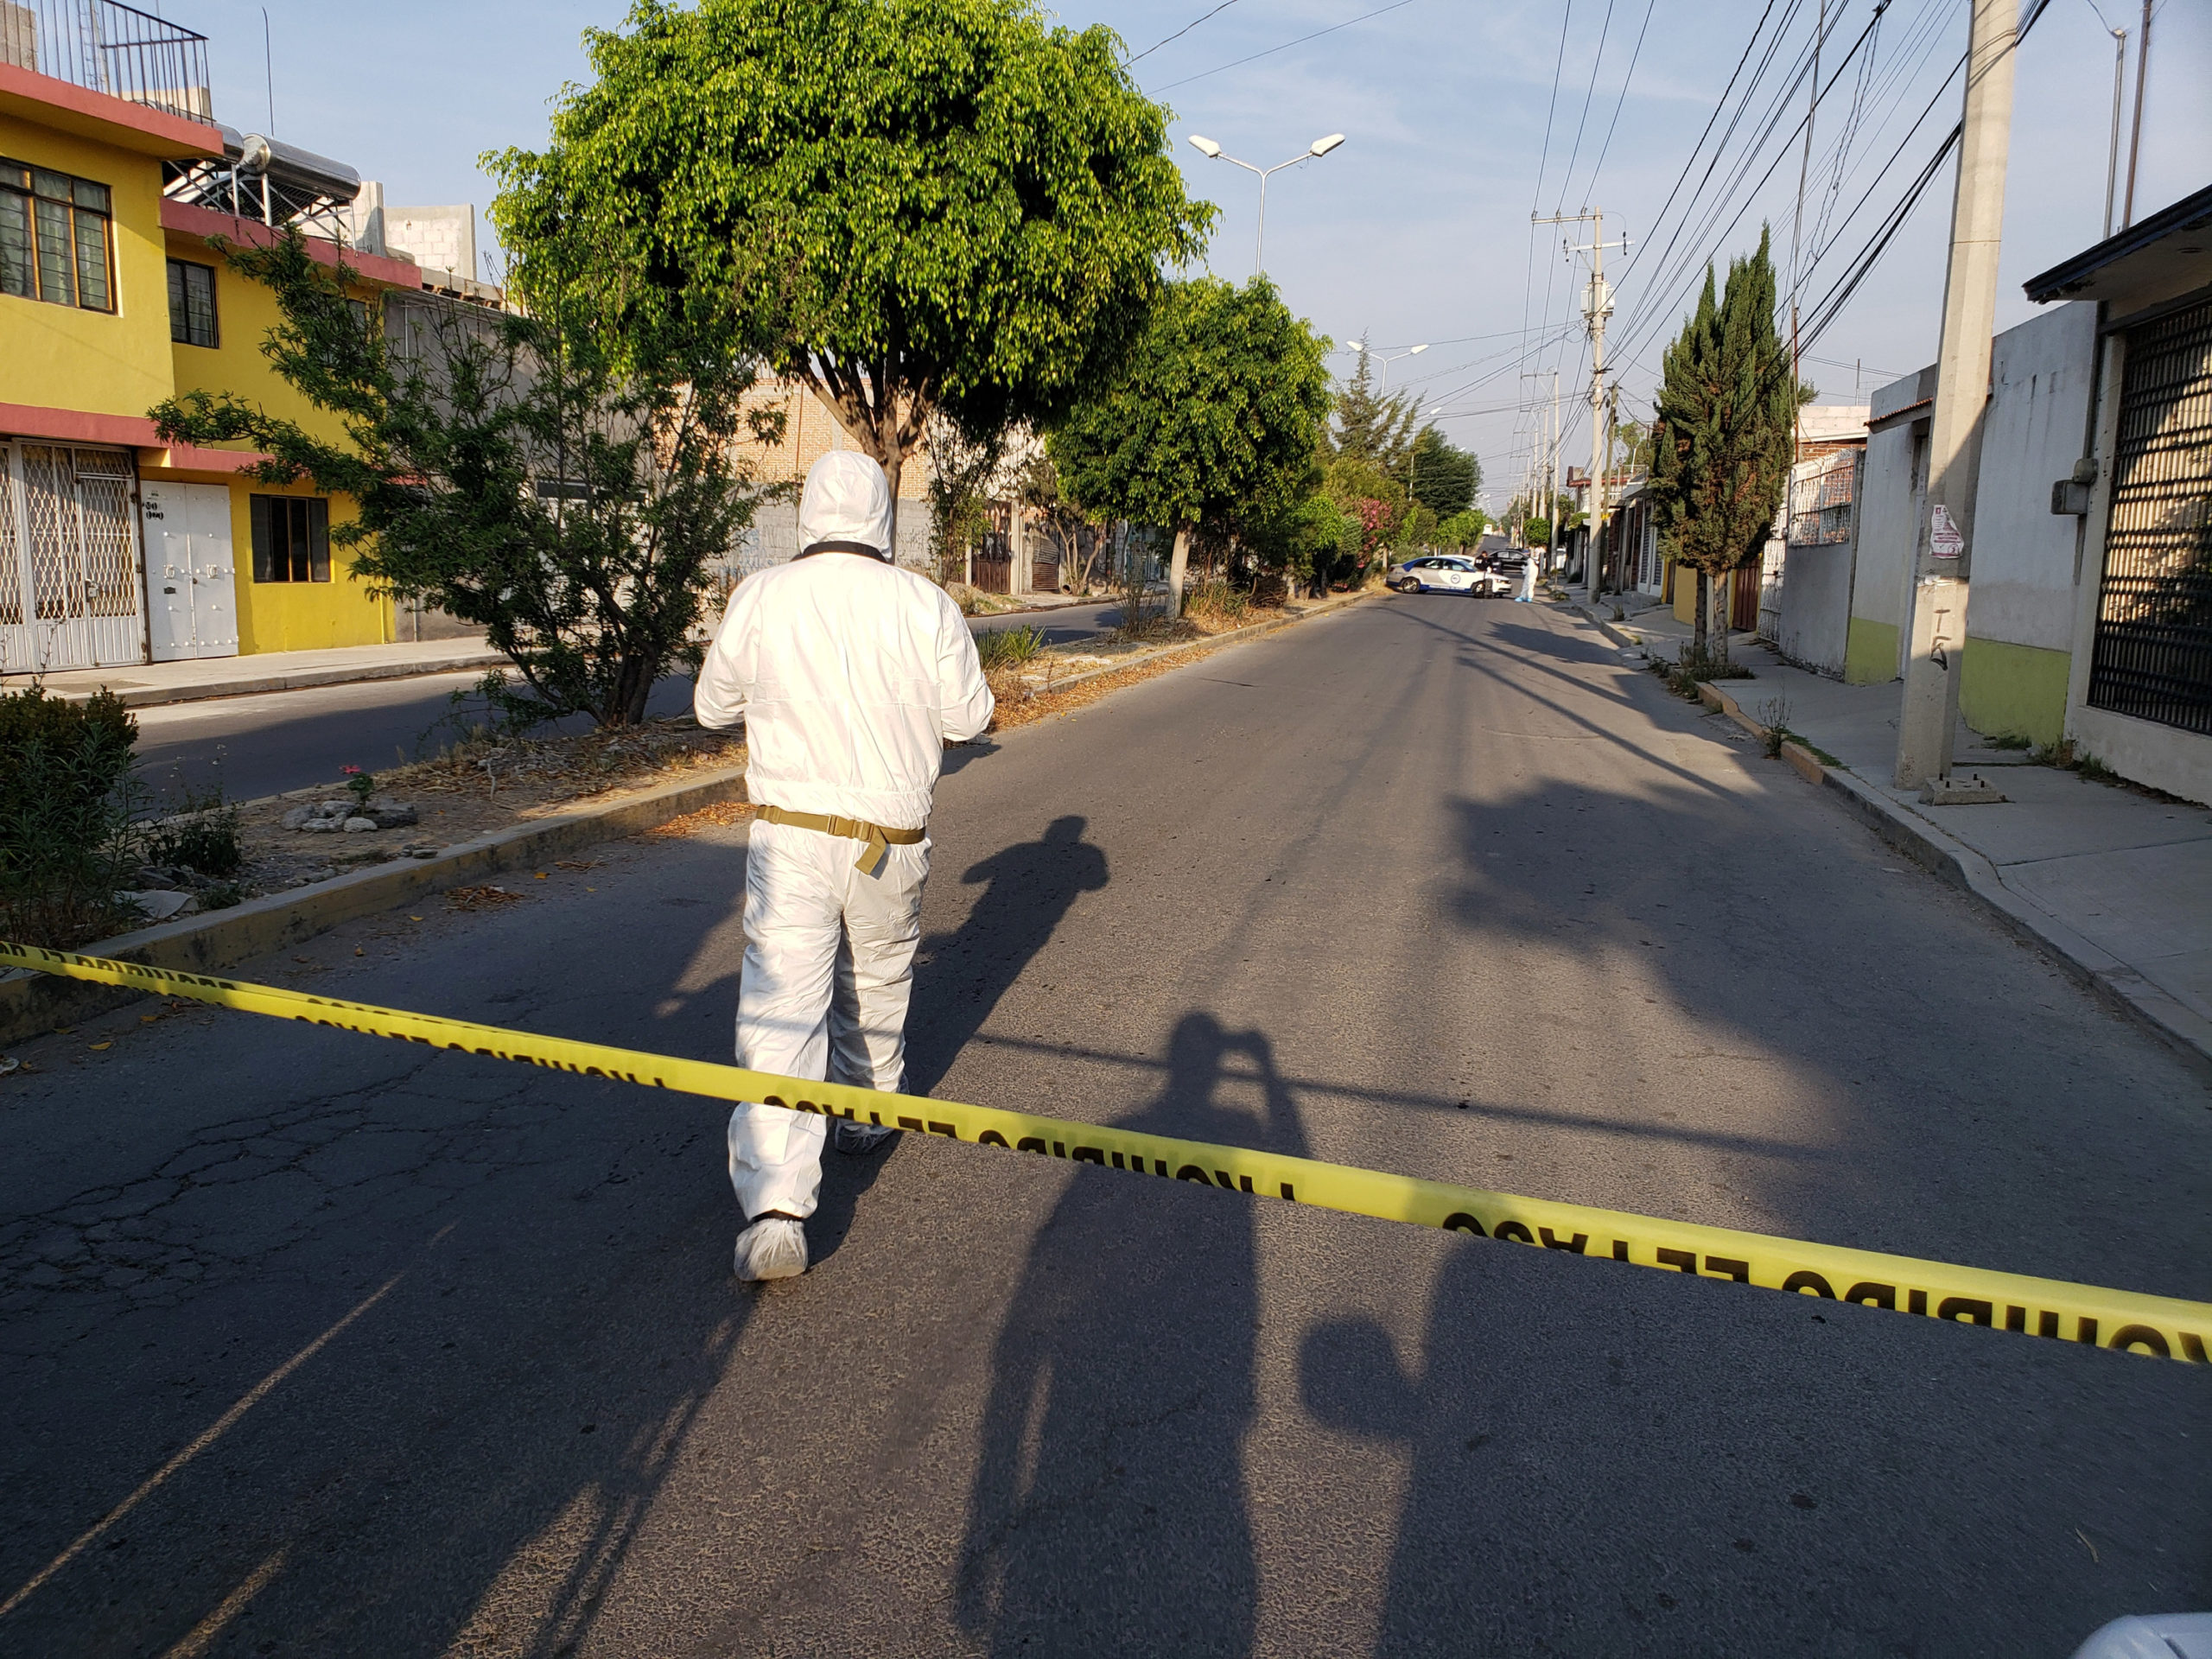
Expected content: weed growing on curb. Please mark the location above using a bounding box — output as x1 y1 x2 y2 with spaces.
1757 696 1794 759
143 783 244 878
1664 644 1757 697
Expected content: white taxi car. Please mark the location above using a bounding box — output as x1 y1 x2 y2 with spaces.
1389 556 1507 596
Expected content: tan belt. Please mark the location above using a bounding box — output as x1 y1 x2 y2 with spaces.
757 804 925 876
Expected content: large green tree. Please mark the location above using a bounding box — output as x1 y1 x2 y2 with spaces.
1047 276 1332 614
1647 226 1802 661
491 0 1211 508
1408 425 1479 523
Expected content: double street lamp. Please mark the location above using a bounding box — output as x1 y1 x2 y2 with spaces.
1346 339 1427 387
1187 131 1346 275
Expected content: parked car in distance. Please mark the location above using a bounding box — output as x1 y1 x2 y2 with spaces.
1389 556 1510 596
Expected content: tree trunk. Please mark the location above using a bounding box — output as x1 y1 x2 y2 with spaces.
1707 569 1730 666
1693 569 1710 659
1169 525 1192 618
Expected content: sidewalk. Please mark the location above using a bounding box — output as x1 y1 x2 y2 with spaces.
2 638 509 710
1573 597 2212 1065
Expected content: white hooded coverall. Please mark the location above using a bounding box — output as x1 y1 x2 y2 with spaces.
694 452 994 1223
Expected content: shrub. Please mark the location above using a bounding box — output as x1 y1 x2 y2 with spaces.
143 784 244 878
1251 573 1289 608
1665 643 1756 697
976 625 1046 672
0 685 143 947
1184 577 1249 626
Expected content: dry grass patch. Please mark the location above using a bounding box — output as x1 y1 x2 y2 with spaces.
229 719 747 899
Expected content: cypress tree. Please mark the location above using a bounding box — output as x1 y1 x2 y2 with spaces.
1647 226 1800 664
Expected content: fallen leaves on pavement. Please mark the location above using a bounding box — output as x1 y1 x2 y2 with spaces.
446 885 527 912
648 800 755 838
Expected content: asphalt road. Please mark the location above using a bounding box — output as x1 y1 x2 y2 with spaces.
131 601 1127 806
3 594 2204 1656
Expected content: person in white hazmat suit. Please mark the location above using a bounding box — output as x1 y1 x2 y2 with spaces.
693 451 994 1281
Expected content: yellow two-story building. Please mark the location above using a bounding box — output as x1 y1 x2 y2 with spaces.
2 0 436 676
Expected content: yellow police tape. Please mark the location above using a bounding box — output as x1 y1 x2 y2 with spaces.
6 941 2207 1363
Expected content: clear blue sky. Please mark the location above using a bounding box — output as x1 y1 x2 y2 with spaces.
177 0 2209 503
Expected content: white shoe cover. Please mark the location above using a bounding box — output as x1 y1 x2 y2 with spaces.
734 1217 808 1281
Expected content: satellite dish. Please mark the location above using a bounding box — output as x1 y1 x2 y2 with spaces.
238 133 273 174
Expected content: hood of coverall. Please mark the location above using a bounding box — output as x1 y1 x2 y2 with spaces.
798 450 895 559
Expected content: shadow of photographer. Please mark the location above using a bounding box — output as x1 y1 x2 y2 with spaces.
954 1012 1309 1656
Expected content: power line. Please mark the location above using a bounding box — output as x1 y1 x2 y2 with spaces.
1554 0 1619 214
1529 0 1578 214
1579 0 1661 209
1148 0 1421 93
1605 0 1789 304
1126 0 1246 67
1611 0 1903 365
1611 0 1817 346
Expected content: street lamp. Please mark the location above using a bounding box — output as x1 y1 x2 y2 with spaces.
1187 131 1346 275
1346 339 1428 389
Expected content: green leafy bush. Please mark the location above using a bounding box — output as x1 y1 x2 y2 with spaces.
0 685 143 946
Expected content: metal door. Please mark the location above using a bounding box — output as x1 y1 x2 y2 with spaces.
0 441 148 673
143 480 238 661
2087 296 2212 734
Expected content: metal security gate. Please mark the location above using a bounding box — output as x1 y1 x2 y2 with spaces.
2087 296 2212 734
1 441 147 674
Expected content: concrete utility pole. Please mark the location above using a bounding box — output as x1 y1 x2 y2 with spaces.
2101 22 2128 238
2120 0 2150 229
1519 368 1563 576
1548 368 1561 578
1537 210 1626 608
1893 0 2017 791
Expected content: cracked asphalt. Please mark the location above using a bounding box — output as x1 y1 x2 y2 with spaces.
2 595 2206 1656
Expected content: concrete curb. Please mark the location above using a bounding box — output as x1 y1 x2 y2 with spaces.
1678 678 2212 1071
0 766 748 1048
1568 602 1643 653
8 648 511 710
1020 590 1375 699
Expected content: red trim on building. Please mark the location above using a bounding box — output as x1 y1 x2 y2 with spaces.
160 200 427 290
0 402 268 472
0 63 222 160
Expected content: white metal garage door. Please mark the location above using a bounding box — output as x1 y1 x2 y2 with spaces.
0 441 147 675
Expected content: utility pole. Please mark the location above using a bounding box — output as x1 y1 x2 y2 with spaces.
2120 0 2150 229
1519 368 1562 577
1893 0 2016 791
2101 22 2128 238
1548 367 1561 581
1538 209 1627 608
1789 0 1828 461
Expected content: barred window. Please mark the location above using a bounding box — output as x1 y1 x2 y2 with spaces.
168 257 218 346
250 495 332 583
0 159 113 312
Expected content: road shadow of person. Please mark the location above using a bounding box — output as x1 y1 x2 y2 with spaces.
954 1013 1310 1657
902 814 1109 1096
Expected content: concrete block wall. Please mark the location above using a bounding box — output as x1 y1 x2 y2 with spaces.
1847 367 1935 683
1956 302 2097 746
1844 305 2099 746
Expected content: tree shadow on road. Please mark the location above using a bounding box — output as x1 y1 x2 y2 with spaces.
953 1012 1309 1657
